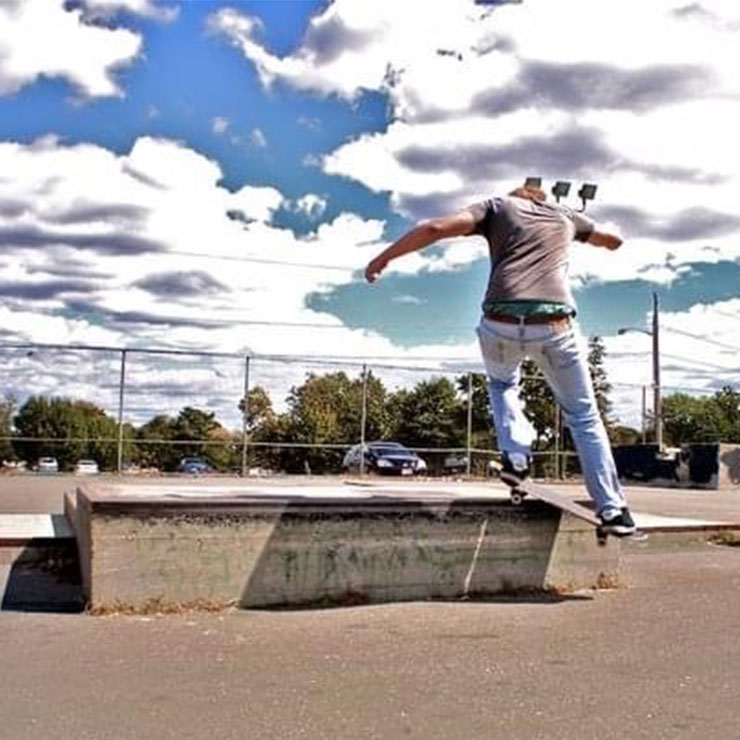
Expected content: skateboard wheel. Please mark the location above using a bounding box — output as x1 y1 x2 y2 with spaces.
510 491 525 506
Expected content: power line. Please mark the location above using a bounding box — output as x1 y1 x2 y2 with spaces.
608 350 735 372
661 326 740 353
0 341 484 373
3 340 738 375
169 250 359 273
661 353 737 372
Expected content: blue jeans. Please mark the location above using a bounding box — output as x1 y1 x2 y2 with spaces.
476 316 626 517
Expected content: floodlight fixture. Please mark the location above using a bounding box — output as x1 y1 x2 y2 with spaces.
551 180 571 202
577 183 598 211
524 176 542 189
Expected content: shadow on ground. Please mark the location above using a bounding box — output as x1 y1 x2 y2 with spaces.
1 546 84 613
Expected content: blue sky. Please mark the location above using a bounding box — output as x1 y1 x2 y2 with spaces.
1 0 739 426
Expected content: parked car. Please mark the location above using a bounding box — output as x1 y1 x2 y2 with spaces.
36 456 59 474
443 454 468 475
178 457 210 475
342 442 426 476
75 459 100 475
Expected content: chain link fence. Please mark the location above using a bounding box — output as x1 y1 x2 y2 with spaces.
0 341 659 479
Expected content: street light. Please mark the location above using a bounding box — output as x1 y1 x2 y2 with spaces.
618 293 662 449
523 178 598 209
551 180 571 202
577 183 598 211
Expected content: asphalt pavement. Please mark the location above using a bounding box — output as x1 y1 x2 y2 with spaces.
1 474 740 739
0 543 739 739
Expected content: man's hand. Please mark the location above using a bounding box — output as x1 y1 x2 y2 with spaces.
365 255 388 283
587 229 623 250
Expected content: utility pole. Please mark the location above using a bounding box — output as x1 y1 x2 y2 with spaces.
116 349 127 474
241 355 251 477
652 292 662 450
466 372 473 476
359 364 368 476
618 294 663 449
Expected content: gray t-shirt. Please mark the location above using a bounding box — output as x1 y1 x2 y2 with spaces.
470 196 594 311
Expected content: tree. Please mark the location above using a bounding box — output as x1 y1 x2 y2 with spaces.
389 377 465 455
518 358 557 449
136 407 238 471
276 371 393 474
662 386 740 445
13 396 119 470
137 414 179 472
172 407 236 470
455 373 495 449
588 336 613 431
238 386 281 471
239 386 276 434
712 386 740 440
0 395 16 462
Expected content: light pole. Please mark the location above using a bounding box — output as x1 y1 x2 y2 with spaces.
524 177 598 211
618 292 662 449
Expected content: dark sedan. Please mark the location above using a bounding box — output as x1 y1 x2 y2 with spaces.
342 441 426 476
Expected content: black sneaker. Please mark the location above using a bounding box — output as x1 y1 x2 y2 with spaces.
500 452 532 487
599 507 637 537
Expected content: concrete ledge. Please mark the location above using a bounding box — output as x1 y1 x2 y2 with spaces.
0 514 82 611
76 484 619 612
0 514 74 544
0 514 75 566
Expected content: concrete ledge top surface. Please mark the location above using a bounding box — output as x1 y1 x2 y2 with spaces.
72 481 740 533
77 480 512 504
76 481 529 517
0 513 75 542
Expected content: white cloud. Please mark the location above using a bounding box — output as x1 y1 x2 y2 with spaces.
228 184 284 224
212 117 230 135
250 127 267 148
0 0 143 97
81 0 178 23
0 135 490 424
392 294 424 306
1 125 733 430
294 193 327 220
3 1 739 428
211 0 740 289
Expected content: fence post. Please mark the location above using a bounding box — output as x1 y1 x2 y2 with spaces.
116 349 127 474
466 372 473 476
359 363 368 476
241 355 251 477
554 401 561 480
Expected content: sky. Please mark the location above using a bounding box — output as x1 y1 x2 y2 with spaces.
1 0 739 430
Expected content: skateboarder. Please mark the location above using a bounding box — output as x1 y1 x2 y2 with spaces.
365 182 637 537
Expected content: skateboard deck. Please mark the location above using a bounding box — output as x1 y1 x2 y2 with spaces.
490 461 608 544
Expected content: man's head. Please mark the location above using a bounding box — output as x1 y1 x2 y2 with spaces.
509 185 547 203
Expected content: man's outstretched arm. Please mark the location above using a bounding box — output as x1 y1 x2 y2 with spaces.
365 209 478 283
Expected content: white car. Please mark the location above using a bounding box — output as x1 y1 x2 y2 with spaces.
37 456 59 474
75 459 100 475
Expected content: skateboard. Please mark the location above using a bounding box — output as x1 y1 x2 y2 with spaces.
490 461 610 545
